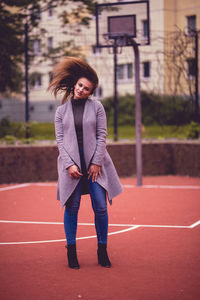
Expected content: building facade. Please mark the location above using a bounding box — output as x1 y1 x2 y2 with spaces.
163 0 200 98
1 0 199 122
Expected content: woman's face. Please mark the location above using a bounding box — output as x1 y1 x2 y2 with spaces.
74 77 94 100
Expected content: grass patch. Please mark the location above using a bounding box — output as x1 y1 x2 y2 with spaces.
107 124 200 140
0 121 200 143
29 122 55 140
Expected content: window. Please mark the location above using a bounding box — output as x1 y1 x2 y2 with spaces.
30 105 35 112
92 46 102 55
187 58 196 77
34 74 42 88
186 15 196 34
48 37 53 51
142 20 148 37
33 8 41 22
49 104 54 111
30 73 42 89
117 65 124 80
48 6 54 17
117 64 133 81
143 61 150 78
127 64 133 79
33 39 41 55
49 72 53 84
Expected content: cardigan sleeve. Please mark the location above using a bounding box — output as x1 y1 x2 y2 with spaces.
91 101 107 166
54 106 75 169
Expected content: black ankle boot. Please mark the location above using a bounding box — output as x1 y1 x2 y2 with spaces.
97 243 111 268
66 244 80 269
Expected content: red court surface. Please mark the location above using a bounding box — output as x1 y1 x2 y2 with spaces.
0 176 200 300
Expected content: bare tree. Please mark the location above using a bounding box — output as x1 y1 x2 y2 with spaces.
163 28 196 102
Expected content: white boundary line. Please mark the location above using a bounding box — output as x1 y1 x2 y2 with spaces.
0 183 199 245
0 183 31 192
189 220 200 228
34 183 57 187
143 185 200 189
34 183 200 189
0 220 199 245
0 220 64 225
0 219 199 228
0 224 139 245
123 184 200 189
1 183 200 192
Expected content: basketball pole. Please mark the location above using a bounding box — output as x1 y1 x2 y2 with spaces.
25 22 30 139
113 40 118 141
130 39 142 186
94 1 150 187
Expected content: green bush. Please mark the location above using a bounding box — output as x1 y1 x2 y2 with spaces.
103 92 195 126
0 116 12 137
0 118 55 141
3 135 16 144
186 122 200 139
103 94 135 127
29 122 55 139
0 116 25 138
21 137 35 144
0 92 199 142
141 92 193 125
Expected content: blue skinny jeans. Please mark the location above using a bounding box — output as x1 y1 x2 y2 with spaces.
64 150 108 245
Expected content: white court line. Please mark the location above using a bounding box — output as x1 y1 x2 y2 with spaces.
0 220 64 225
189 220 200 228
0 239 66 245
0 220 139 226
31 183 200 189
34 183 57 187
0 225 139 245
143 185 200 189
0 183 30 192
0 220 199 245
77 226 139 241
0 220 200 229
0 219 199 229
123 184 200 189
123 185 136 188
1 183 200 192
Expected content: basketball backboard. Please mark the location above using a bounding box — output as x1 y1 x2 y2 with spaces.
95 1 150 48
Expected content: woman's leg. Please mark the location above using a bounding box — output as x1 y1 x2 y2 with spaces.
64 149 87 245
64 180 82 269
88 179 108 244
64 180 82 245
88 179 111 267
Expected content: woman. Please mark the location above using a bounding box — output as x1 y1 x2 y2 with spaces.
48 57 122 269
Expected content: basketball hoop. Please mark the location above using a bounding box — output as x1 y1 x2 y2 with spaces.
96 1 150 48
95 0 151 186
103 33 129 48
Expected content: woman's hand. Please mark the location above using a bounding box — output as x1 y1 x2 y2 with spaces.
67 165 83 179
88 164 102 182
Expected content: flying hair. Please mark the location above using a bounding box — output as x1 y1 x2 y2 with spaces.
48 57 99 104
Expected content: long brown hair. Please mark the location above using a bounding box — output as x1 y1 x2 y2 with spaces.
48 57 99 104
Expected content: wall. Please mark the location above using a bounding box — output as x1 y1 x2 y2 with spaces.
0 99 60 122
0 142 199 184
0 98 25 122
